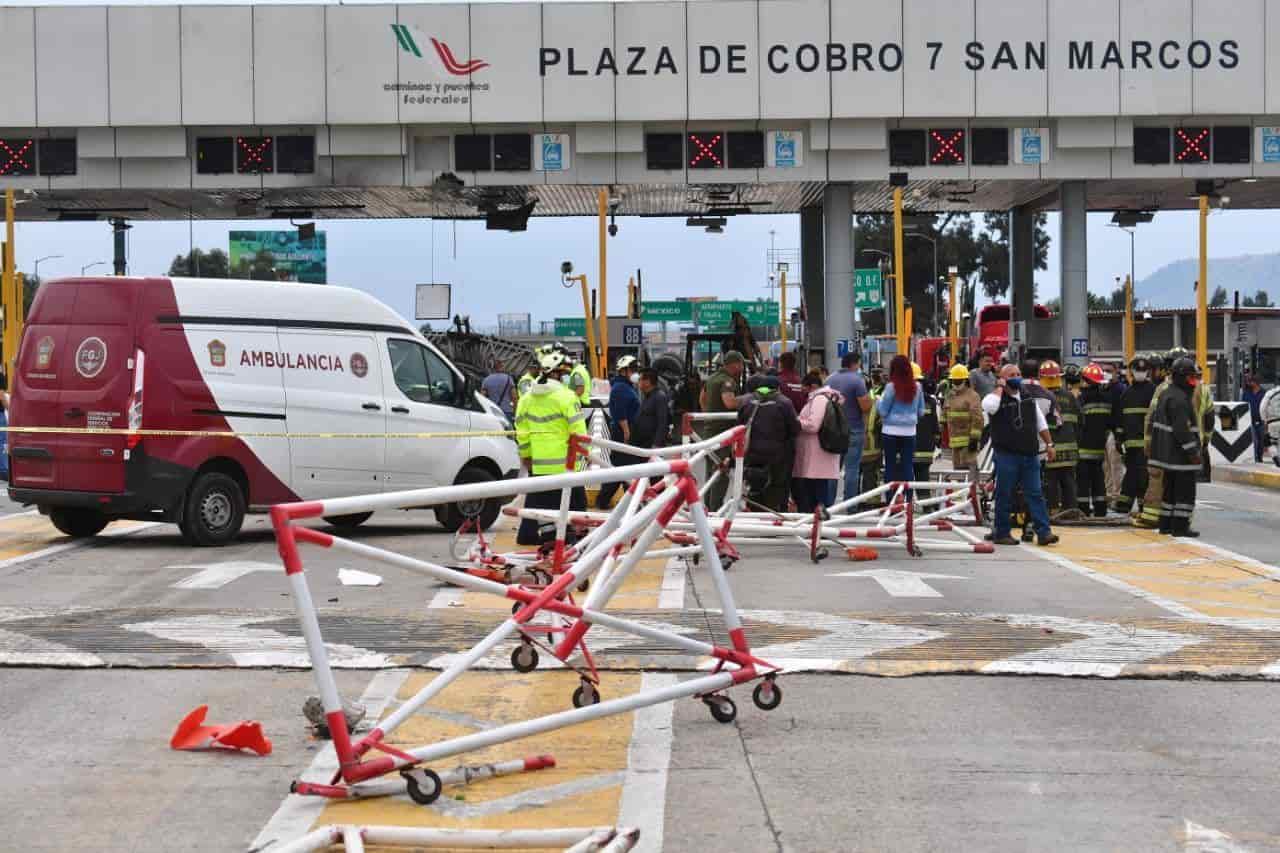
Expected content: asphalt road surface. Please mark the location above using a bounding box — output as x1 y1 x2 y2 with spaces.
1 480 1278 852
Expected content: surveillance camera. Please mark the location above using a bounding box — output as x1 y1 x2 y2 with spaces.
560 261 574 275
607 222 618 238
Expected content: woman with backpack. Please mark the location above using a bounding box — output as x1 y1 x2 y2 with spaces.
792 372 845 513
877 355 925 489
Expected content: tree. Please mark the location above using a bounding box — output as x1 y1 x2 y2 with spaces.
1243 289 1274 308
168 248 231 278
232 250 279 281
975 212 1051 301
1209 286 1229 308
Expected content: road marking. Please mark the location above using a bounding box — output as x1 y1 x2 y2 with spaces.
980 614 1202 677
170 560 282 590
827 568 968 597
618 672 676 853
1185 819 1252 852
745 610 945 671
249 668 410 852
121 613 391 667
0 519 158 573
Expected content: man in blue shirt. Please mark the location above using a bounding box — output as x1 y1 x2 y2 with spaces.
480 360 516 420
1243 373 1267 463
596 356 642 508
826 352 872 502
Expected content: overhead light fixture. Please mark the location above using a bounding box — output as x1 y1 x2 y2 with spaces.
1242 177 1259 184
686 216 727 229
1110 210 1155 227
705 224 725 234
484 199 537 232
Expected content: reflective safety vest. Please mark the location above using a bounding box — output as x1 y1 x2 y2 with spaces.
1144 378 1172 455
1047 388 1080 469
568 363 592 405
863 403 882 463
944 387 983 451
1192 383 1214 441
514 379 588 475
517 370 538 397
914 391 940 462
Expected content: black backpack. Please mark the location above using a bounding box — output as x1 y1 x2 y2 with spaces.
818 393 851 454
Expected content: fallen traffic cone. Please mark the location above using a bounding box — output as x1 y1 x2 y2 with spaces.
845 546 879 562
170 705 272 756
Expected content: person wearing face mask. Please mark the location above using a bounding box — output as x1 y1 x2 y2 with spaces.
1149 358 1204 537
981 364 1058 546
596 355 643 509
1115 355 1156 515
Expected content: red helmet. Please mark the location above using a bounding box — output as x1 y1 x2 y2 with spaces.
1081 363 1106 385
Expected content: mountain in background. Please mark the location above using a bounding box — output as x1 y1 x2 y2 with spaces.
1134 253 1280 308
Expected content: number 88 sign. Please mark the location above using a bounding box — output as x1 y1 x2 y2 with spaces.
1071 338 1089 358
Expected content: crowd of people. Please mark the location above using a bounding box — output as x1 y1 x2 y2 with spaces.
483 338 1278 548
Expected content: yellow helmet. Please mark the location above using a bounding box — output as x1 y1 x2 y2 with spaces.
948 364 970 381
911 362 924 380
1039 359 1063 389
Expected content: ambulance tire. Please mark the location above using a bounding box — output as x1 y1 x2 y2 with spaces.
49 507 109 539
184 472 246 546
324 512 374 529
436 465 501 532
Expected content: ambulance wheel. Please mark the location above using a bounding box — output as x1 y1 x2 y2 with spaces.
184 472 246 546
752 680 782 711
706 695 737 724
511 643 539 673
324 512 373 529
49 507 109 538
436 466 501 532
572 682 600 708
401 768 442 805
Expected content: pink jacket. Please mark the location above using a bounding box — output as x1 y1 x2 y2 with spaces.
794 387 844 480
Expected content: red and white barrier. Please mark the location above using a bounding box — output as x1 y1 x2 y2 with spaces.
271 825 639 853
270 430 781 803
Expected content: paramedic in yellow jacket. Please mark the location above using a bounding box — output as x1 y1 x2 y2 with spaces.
514 349 589 545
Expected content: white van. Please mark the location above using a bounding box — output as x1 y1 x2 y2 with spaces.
9 276 520 545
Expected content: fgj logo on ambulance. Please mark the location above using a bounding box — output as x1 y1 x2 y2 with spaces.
350 353 369 378
75 337 108 379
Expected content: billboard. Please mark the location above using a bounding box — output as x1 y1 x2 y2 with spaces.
228 230 327 284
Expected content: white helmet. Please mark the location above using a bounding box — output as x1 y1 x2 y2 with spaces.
616 354 638 372
538 350 567 372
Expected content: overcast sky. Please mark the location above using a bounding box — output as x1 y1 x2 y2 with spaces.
12 207 1278 329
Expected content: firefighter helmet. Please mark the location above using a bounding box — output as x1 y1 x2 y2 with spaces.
1164 346 1190 368
948 364 970 381
1129 355 1152 373
1081 363 1106 385
615 354 638 372
911 362 924 380
538 350 568 372
1039 359 1063 389
1063 362 1083 385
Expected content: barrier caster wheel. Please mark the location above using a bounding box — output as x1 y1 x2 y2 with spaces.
752 680 782 711
706 695 737 724
722 557 737 571
572 682 600 708
577 578 590 593
511 644 539 673
532 569 553 586
402 767 442 805
811 547 829 564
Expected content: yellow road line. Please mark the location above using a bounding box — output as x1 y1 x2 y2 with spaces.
1054 528 1280 620
0 513 149 561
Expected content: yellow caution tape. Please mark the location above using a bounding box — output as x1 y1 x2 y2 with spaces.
0 426 541 440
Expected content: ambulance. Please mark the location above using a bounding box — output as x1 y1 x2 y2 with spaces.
7 276 520 545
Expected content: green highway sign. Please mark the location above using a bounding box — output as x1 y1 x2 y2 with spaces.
554 317 587 337
640 301 694 323
854 268 884 310
694 300 779 327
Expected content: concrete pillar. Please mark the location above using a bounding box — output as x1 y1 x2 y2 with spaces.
800 204 825 362
1010 206 1035 325
1059 182 1088 366
822 185 854 373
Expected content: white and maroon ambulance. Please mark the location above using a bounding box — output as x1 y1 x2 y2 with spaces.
8 276 519 545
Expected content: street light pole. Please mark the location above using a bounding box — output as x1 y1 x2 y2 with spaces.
81 261 108 276
34 254 62 280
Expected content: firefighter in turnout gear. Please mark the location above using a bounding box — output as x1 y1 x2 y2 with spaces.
1076 363 1112 517
1135 349 1183 528
913 363 941 482
1150 358 1204 537
514 349 589 545
944 364 983 483
860 370 885 502
1115 355 1156 514
1040 360 1080 515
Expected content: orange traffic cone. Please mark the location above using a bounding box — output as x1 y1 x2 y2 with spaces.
845 546 879 562
170 705 272 756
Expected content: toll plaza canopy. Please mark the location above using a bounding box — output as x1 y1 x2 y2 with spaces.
2 0 1280 221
